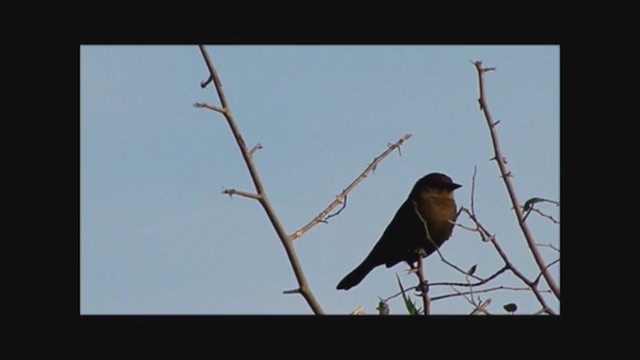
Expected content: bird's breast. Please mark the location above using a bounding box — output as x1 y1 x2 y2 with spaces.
417 195 457 242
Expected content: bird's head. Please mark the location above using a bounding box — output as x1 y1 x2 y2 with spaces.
412 172 462 199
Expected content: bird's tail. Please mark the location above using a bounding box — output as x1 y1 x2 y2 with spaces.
336 259 377 290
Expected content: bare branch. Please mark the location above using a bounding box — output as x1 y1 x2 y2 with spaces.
431 265 509 288
222 188 262 201
473 61 560 300
383 265 509 303
289 133 412 241
530 207 560 224
458 207 556 314
470 166 478 215
536 243 560 253
533 258 560 286
198 45 323 315
431 285 551 302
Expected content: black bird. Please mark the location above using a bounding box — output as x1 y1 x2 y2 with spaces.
337 173 462 290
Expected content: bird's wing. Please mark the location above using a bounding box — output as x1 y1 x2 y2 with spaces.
370 198 426 268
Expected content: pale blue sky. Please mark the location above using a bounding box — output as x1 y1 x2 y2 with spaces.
80 45 559 314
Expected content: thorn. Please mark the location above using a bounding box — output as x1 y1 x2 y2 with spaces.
200 76 213 88
283 288 301 295
249 143 263 156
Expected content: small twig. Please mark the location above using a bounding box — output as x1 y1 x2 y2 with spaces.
249 143 263 156
466 273 475 305
431 285 551 302
536 243 560 253
530 208 560 224
289 133 412 241
533 258 560 286
458 207 495 243
470 166 478 215
324 195 347 222
473 60 560 300
193 102 226 115
222 188 262 201
452 222 478 232
383 265 509 303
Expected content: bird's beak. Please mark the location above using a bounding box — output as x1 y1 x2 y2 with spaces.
451 183 462 190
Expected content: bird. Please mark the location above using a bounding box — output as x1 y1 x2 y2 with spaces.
336 172 462 290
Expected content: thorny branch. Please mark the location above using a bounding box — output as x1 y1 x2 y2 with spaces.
289 134 412 241
455 172 557 315
473 60 560 301
459 206 556 314
431 285 552 302
196 45 324 314
197 45 411 314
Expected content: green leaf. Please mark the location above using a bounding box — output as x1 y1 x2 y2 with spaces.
396 274 422 315
503 303 517 313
